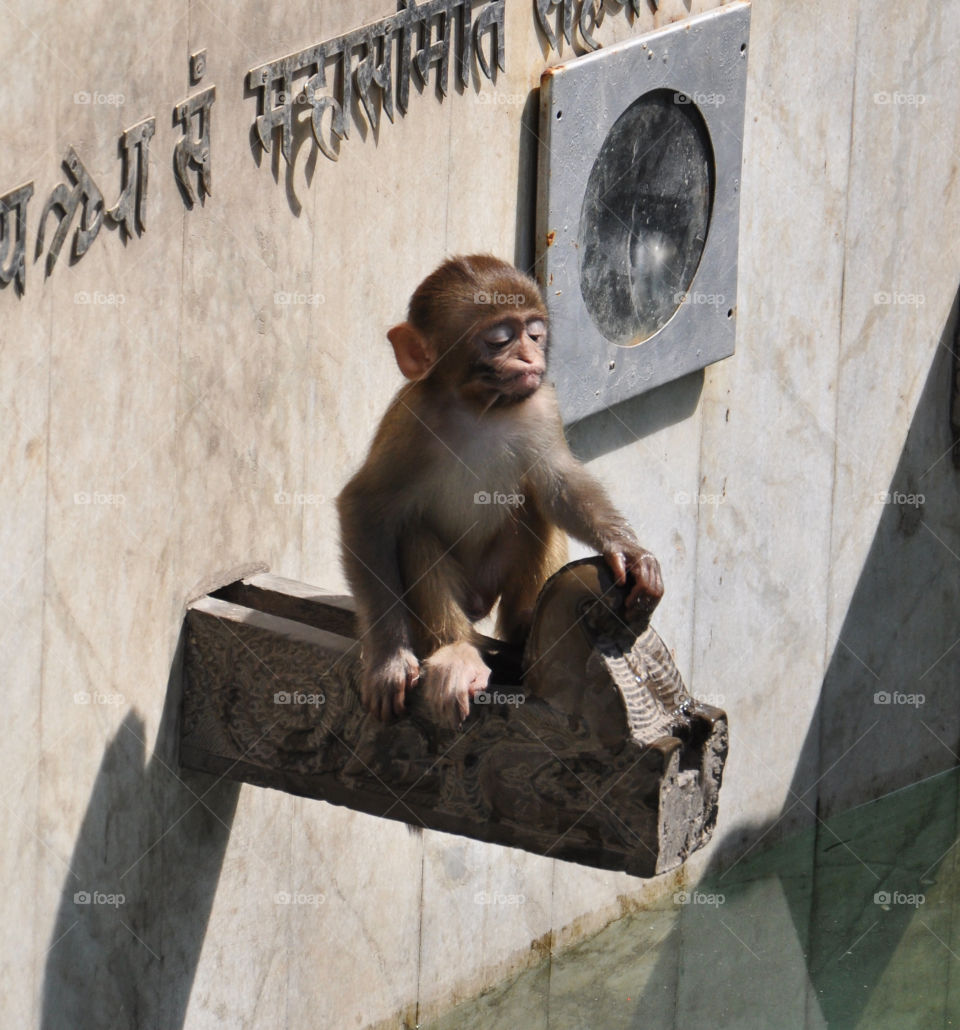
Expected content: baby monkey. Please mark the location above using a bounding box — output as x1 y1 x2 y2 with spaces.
337 255 663 728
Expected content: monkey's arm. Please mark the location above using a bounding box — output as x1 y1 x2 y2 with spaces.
337 475 421 719
529 442 663 608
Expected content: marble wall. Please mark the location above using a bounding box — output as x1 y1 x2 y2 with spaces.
2 0 959 1027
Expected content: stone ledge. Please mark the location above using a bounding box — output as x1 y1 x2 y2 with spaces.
179 558 727 877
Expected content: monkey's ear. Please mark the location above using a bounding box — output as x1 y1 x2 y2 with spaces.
387 322 435 380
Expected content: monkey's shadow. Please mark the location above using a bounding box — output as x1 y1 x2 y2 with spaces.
39 628 240 1029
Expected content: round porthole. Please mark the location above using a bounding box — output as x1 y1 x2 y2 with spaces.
578 89 715 346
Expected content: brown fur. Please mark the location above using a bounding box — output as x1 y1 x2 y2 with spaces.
337 255 662 727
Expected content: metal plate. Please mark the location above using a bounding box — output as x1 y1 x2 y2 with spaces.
536 2 751 423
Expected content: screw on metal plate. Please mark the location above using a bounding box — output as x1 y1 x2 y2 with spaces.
190 49 207 84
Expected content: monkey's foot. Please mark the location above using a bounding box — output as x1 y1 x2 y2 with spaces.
360 648 420 721
420 642 491 730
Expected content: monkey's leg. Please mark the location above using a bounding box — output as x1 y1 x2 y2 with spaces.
400 533 479 655
400 534 493 729
495 514 568 644
338 486 422 720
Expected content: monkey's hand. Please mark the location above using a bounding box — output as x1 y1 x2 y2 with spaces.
420 642 491 731
604 546 664 613
361 648 421 721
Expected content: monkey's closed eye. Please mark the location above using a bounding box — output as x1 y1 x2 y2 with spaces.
483 324 515 348
526 318 546 343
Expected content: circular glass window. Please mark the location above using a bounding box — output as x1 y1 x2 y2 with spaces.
578 89 715 346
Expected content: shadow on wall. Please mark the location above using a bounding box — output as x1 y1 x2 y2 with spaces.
565 366 705 461
40 628 240 1030
636 290 960 1028
798 295 960 820
713 286 960 869
761 284 960 1025
514 89 540 274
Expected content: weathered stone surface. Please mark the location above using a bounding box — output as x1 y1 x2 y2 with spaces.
180 558 727 877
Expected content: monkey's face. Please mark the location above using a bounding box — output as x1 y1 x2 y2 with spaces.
461 310 548 406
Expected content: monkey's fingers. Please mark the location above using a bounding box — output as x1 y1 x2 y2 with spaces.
623 553 664 609
360 677 405 722
378 692 395 722
437 672 470 731
364 679 393 722
391 664 421 717
424 669 463 731
452 691 470 730
361 683 391 723
390 688 405 718
604 551 628 586
446 677 474 730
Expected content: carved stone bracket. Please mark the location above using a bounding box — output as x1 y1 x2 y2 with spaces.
179 558 727 877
